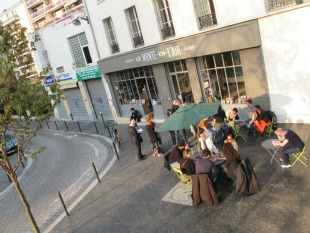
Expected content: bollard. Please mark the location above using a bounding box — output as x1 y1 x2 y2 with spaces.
55 121 59 130
64 121 69 131
21 160 25 168
77 121 81 132
46 121 50 129
58 191 70 216
92 162 101 183
113 142 120 160
100 112 106 128
70 113 73 121
94 122 99 134
107 124 112 138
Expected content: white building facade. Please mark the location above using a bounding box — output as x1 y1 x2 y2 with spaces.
84 0 310 123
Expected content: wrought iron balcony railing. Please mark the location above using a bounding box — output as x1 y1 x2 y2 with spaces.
161 26 175 39
198 13 217 29
267 0 305 11
111 43 120 53
133 35 144 47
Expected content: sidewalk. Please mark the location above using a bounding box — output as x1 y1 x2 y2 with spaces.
48 121 310 233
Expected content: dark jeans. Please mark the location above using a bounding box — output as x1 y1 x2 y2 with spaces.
135 143 143 159
281 147 302 165
169 131 177 146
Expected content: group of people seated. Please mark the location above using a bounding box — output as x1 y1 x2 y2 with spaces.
169 133 241 184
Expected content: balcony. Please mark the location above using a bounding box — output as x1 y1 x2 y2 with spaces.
30 0 68 19
267 0 308 11
25 0 42 8
133 35 144 47
161 26 175 39
0 14 19 26
198 13 217 29
111 43 120 53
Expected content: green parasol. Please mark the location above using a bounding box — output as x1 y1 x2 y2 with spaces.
157 102 220 131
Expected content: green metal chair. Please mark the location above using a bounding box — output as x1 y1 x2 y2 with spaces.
292 134 308 167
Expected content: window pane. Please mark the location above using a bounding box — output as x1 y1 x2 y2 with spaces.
82 46 92 64
214 54 223 67
205 55 215 69
232 51 241 65
223 52 233 66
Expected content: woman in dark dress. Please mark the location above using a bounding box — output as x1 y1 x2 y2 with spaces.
145 113 161 157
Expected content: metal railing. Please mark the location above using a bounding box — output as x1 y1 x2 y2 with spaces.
133 35 144 47
198 13 217 29
161 26 175 39
267 0 306 11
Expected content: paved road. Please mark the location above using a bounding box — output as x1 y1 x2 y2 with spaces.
0 130 115 233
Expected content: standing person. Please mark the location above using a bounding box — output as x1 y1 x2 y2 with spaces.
272 128 304 168
166 109 177 146
128 119 146 161
145 112 162 157
171 99 190 145
130 108 142 122
169 140 187 169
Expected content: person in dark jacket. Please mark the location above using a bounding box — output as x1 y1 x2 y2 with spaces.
130 108 142 122
169 140 187 169
128 119 145 161
180 149 196 175
145 112 161 157
251 105 270 133
272 128 305 168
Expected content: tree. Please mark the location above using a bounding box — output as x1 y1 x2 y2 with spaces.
0 21 61 232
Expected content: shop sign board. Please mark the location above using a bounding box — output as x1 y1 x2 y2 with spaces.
75 65 101 81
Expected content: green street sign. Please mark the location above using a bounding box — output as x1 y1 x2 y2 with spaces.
76 65 101 81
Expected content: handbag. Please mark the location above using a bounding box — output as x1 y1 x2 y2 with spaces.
138 135 143 143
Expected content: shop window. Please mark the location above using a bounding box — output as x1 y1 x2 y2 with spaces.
193 0 217 30
197 51 246 104
68 33 92 68
103 17 119 54
125 6 144 48
154 0 175 39
111 66 161 114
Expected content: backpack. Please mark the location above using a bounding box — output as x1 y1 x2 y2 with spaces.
265 110 278 130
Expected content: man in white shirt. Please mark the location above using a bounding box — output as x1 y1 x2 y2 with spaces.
199 131 219 154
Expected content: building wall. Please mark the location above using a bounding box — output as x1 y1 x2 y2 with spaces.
259 5 310 123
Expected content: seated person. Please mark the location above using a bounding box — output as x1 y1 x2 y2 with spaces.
226 108 240 121
224 134 239 152
245 99 254 124
180 149 196 175
196 149 218 181
169 140 187 169
222 143 241 179
198 117 213 138
198 130 219 154
250 105 270 134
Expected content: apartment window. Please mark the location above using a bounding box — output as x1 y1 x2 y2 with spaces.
266 0 305 11
125 6 144 47
68 33 92 68
111 67 160 110
154 0 175 39
197 51 246 104
56 66 65 73
193 0 217 30
103 17 119 54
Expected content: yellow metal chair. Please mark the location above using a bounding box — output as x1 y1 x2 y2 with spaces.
292 134 308 167
264 118 276 137
172 167 192 187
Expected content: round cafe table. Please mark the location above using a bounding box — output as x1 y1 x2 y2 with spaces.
261 139 282 166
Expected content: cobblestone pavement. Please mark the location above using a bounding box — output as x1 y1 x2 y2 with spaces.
0 128 115 233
